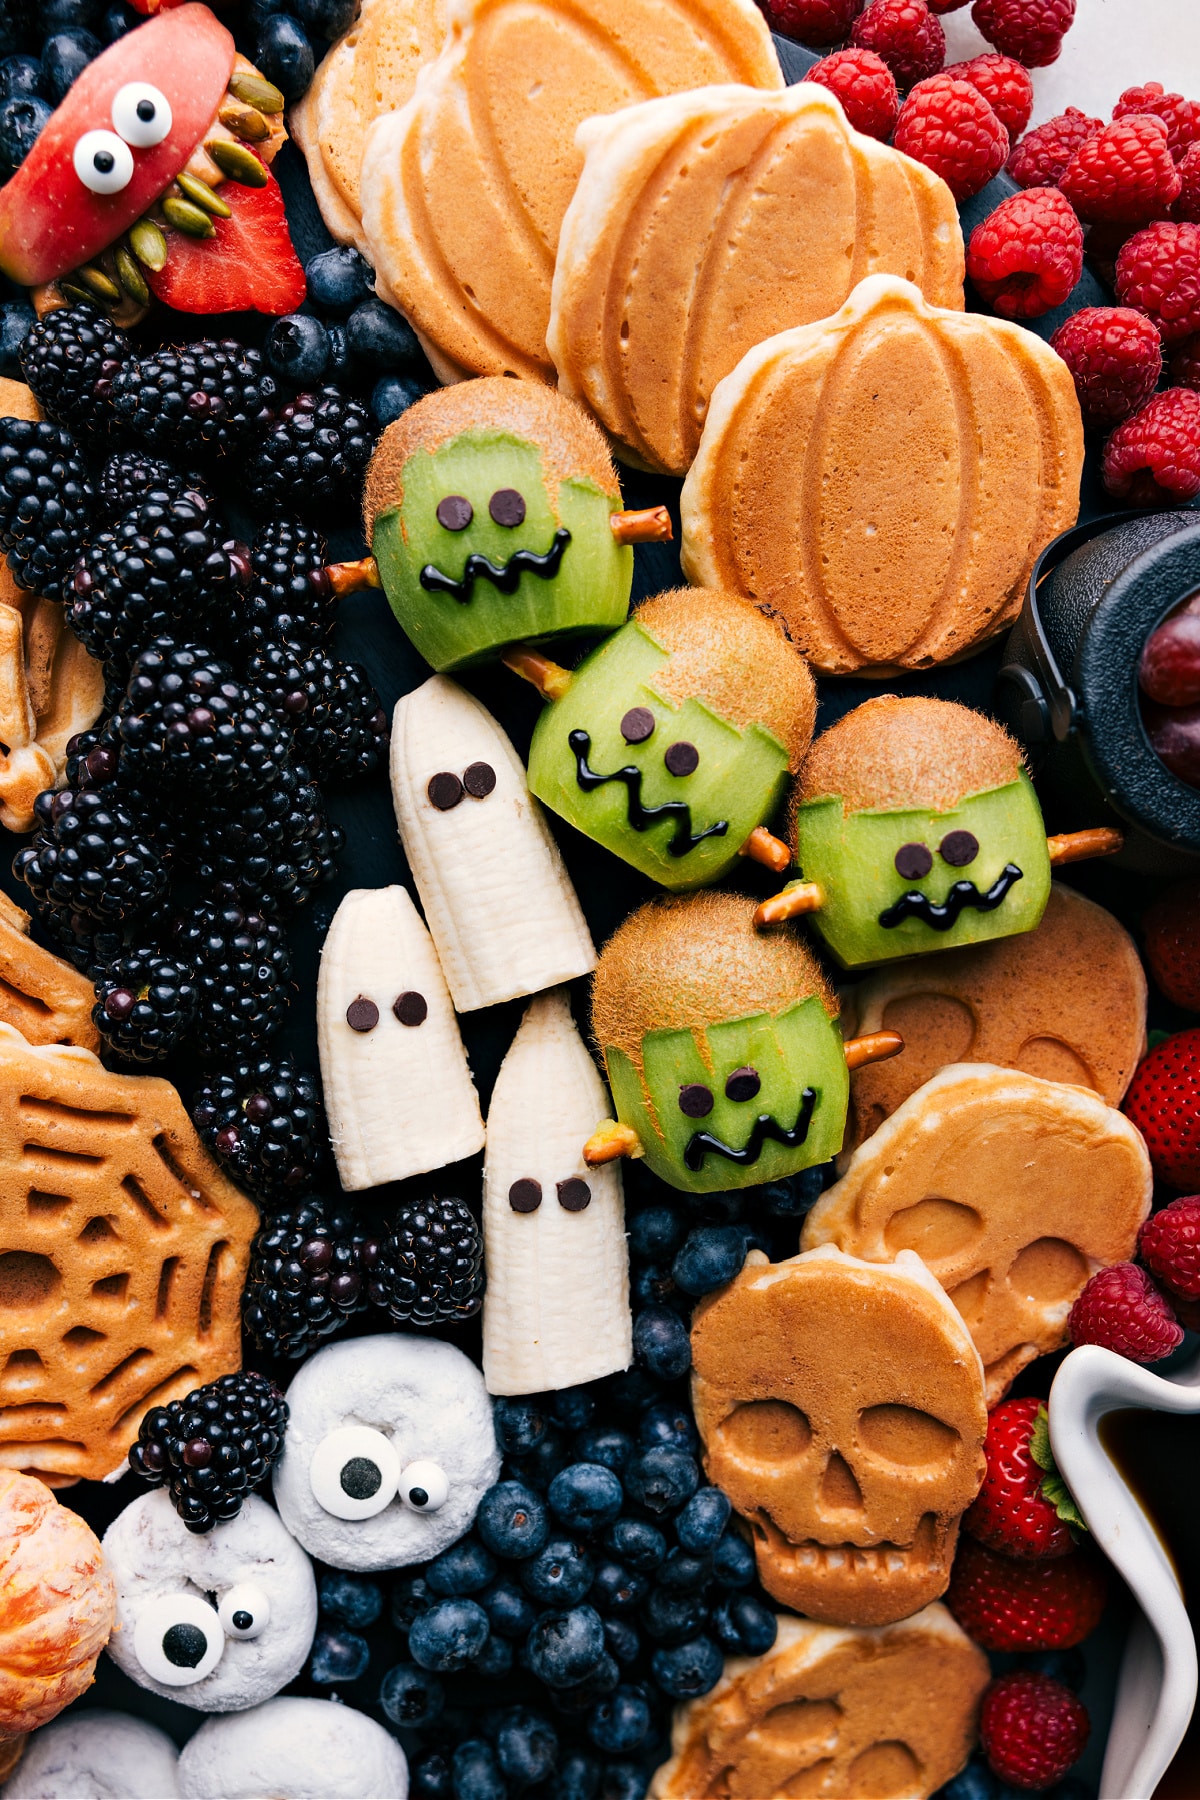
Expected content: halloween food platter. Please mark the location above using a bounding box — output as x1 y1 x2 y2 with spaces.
0 0 1198 1795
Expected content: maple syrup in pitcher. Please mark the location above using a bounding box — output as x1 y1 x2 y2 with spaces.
1098 1409 1200 1797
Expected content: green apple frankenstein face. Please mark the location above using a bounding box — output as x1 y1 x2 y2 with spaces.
527 589 816 891
792 696 1051 969
363 377 631 671
592 893 847 1194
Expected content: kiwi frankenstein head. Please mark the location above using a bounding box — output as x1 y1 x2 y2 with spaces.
526 587 816 891
363 378 631 670
591 891 848 1192
791 696 1052 967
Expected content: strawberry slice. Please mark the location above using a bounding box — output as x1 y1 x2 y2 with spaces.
145 164 306 315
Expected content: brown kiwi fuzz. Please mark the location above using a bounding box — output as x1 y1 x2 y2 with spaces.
796 694 1024 821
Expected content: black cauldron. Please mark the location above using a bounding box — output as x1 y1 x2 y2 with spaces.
995 512 1200 872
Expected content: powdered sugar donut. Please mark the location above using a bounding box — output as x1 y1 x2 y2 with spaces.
177 1697 408 1799
102 1490 316 1711
2 1711 181 1798
273 1335 499 1571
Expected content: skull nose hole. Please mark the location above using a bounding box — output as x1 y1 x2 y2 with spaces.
818 1451 864 1514
946 1268 991 1326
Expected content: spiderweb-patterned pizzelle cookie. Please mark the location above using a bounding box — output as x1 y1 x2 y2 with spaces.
0 893 99 1053
0 1026 259 1484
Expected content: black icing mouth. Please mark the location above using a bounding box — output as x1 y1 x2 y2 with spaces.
683 1088 817 1171
569 729 728 858
878 863 1024 931
420 529 571 602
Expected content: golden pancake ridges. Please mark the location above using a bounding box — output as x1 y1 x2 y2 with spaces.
680 274 1084 676
549 83 964 475
360 0 782 383
802 1063 1152 1405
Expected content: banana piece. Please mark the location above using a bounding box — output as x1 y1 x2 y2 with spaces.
483 988 631 1394
317 885 485 1191
390 675 596 1012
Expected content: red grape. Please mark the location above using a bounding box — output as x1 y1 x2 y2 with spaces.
1144 699 1200 786
1140 612 1200 707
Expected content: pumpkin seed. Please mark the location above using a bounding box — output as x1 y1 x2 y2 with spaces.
129 218 168 270
228 70 284 113
59 281 99 308
219 99 270 142
162 195 217 238
115 246 150 306
204 137 269 187
177 170 232 217
76 263 122 302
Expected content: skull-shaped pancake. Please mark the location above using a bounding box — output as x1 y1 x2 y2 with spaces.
843 884 1147 1150
649 1605 989 1800
803 1064 1153 1404
691 1246 987 1628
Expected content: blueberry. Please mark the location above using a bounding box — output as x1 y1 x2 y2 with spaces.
0 299 33 373
604 1518 666 1573
522 1536 595 1607
590 1560 648 1614
632 1262 681 1310
511 1427 571 1492
473 1633 514 1678
603 1617 641 1666
940 1760 1000 1800
672 1225 746 1297
605 1368 660 1412
640 1586 706 1645
711 1530 755 1588
628 1203 686 1264
639 1402 699 1455
379 1661 445 1729
624 1447 700 1517
1026 1646 1086 1691
574 1427 634 1475
0 56 41 100
0 93 49 175
318 1572 383 1629
553 1751 601 1800
481 1578 537 1640
711 1593 776 1656
656 1549 711 1593
98 4 136 41
426 1537 498 1597
412 1751 454 1800
347 295 424 370
761 1165 827 1218
651 1634 723 1699
633 1306 691 1382
600 1763 649 1800
526 1604 607 1689
556 1650 621 1704
255 13 314 102
371 372 428 428
495 1705 559 1787
392 1573 433 1629
549 1388 597 1432
493 1397 549 1457
40 28 100 103
549 1462 624 1533
40 0 99 26
325 321 351 381
294 0 356 37
692 1188 743 1225
451 1739 506 1800
306 245 375 315
309 1625 370 1684
676 1487 731 1553
585 1684 652 1755
476 1480 549 1560
265 313 330 385
408 1597 490 1673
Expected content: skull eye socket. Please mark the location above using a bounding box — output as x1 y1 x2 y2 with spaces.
717 1399 813 1469
678 1083 713 1118
310 1425 400 1519
112 81 172 146
857 1403 961 1469
489 488 526 527
939 829 979 867
894 842 933 881
134 1593 224 1687
73 128 134 194
724 1066 760 1103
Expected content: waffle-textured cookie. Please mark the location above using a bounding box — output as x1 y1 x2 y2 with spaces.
0 894 98 1053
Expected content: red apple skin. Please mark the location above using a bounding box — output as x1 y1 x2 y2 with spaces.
0 3 235 286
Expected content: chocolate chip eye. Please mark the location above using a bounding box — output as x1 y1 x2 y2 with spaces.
346 996 379 1033
939 829 979 867
436 495 473 531
463 760 497 798
489 488 526 527
664 741 699 777
393 991 428 1026
724 1067 761 1103
509 1179 542 1213
427 771 464 810
557 1178 591 1211
894 842 933 880
679 1083 714 1118
621 707 655 744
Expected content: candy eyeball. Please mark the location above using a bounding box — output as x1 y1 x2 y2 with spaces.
133 1592 224 1687
399 1459 449 1512
73 128 134 194
111 81 172 146
219 1583 272 1640
310 1425 401 1520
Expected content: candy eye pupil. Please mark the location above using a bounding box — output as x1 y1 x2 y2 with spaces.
408 1487 429 1508
94 150 114 173
163 1623 208 1669
679 1083 714 1118
232 1610 252 1632
894 841 933 880
137 99 155 120
341 1456 382 1500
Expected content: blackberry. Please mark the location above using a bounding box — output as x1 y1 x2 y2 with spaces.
0 417 94 600
95 448 209 521
19 303 132 443
93 951 199 1063
365 1196 484 1327
117 639 288 795
245 641 389 783
243 386 373 515
191 762 342 915
67 493 249 669
191 1055 331 1205
35 898 169 979
63 719 183 861
128 1370 288 1532
243 1200 367 1360
173 900 292 1060
13 786 167 923
236 517 335 658
111 340 276 464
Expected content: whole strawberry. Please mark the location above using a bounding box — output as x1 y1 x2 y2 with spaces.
1007 106 1102 188
1113 81 1200 161
893 74 1009 201
804 48 900 140
1068 1262 1183 1361
971 0 1075 67
1049 306 1163 429
1139 1196 1200 1304
1103 388 1200 507
1142 881 1200 1010
850 0 945 88
755 0 862 44
1060 114 1182 225
947 51 1033 137
964 1398 1079 1559
980 1671 1090 1789
946 1536 1107 1649
967 186 1083 319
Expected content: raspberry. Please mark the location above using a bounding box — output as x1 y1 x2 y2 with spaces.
803 48 900 140
1176 143 1200 223
1068 1262 1183 1363
946 52 1033 138
1060 115 1182 225
1140 1197 1200 1302
980 1673 1090 1790
1113 81 1200 161
1048 306 1163 428
1102 388 1200 507
946 1537 1107 1650
971 0 1075 67
755 0 862 44
967 187 1082 319
1117 221 1200 343
925 0 968 10
1172 334 1200 389
850 0 944 89
1007 106 1101 188
893 75 1009 201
